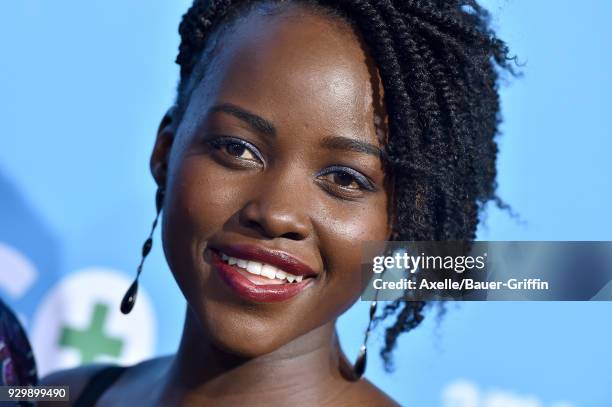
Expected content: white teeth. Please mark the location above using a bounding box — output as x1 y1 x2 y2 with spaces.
246 261 262 275
260 264 277 279
222 253 305 283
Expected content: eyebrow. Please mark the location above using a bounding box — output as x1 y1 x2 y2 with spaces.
208 103 382 158
208 103 277 138
320 135 382 158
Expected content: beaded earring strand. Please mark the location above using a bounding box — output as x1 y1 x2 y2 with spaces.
120 187 165 314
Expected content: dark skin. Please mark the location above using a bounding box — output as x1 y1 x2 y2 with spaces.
42 4 399 406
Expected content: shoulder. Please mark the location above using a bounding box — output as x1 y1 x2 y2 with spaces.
39 363 115 406
344 378 401 407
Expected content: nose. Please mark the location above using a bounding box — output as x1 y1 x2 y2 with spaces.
238 173 311 241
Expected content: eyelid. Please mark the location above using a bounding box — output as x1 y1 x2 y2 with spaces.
207 135 265 164
316 165 377 192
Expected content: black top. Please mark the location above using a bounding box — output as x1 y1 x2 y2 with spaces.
73 366 128 407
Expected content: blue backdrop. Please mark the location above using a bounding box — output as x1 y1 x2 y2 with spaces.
1 1 610 406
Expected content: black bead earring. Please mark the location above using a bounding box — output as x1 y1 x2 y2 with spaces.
350 298 378 380
120 187 165 314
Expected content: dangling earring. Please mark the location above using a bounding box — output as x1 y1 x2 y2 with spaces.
350 299 378 380
120 187 165 314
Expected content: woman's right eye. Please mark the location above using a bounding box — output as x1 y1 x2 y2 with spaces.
223 142 258 161
208 136 263 165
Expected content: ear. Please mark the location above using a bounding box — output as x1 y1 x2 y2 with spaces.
150 106 178 189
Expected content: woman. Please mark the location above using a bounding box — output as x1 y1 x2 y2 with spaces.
43 0 513 405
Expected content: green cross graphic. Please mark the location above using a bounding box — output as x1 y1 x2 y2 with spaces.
59 302 124 363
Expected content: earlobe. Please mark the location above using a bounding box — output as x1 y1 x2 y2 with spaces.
150 106 178 189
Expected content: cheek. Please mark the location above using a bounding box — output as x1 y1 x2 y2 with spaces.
165 150 260 237
174 152 242 216
161 155 239 296
313 195 390 311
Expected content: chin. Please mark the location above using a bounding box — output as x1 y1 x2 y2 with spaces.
195 301 296 358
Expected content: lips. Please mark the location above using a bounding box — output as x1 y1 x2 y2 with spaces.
208 245 318 303
215 244 318 277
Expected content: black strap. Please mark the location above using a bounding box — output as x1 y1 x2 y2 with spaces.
73 366 128 407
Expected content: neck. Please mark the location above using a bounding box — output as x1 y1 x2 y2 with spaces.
158 308 354 405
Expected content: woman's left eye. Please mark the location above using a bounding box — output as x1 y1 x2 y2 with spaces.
316 166 376 192
321 171 360 190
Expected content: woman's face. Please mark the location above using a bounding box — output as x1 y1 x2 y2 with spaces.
152 4 391 357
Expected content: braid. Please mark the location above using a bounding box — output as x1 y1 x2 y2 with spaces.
177 0 234 78
174 0 515 372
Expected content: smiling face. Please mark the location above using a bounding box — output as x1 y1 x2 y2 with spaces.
151 3 392 357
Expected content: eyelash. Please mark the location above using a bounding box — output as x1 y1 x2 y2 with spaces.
207 135 377 193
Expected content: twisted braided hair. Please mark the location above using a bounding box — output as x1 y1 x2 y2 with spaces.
174 0 515 371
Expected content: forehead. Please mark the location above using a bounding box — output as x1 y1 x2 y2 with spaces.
185 4 386 143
